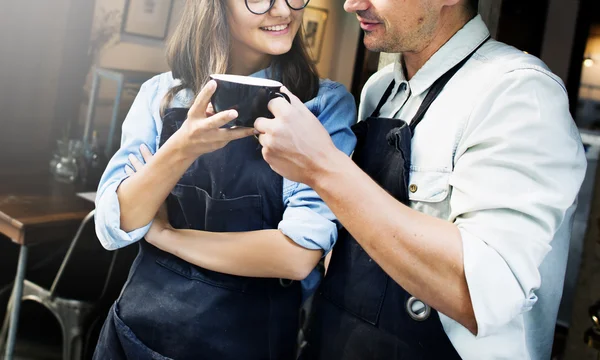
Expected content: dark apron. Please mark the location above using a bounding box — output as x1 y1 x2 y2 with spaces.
94 108 302 360
301 40 488 360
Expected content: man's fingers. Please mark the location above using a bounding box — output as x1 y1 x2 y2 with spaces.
140 144 153 163
125 165 135 176
279 86 303 107
267 96 292 118
254 117 273 134
189 81 217 119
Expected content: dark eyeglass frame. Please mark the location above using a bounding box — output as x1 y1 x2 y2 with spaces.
245 0 310 15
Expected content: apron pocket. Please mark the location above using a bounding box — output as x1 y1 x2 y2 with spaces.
157 183 264 294
112 303 173 360
320 231 389 325
170 183 263 232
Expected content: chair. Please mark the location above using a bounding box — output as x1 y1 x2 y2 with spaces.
0 210 134 360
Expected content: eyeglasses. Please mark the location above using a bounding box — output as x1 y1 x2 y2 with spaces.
245 0 310 15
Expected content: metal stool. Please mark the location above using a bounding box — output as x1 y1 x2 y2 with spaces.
0 210 120 360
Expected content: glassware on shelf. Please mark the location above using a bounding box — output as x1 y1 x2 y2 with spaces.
51 139 83 183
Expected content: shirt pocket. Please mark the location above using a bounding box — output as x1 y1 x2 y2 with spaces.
408 170 452 219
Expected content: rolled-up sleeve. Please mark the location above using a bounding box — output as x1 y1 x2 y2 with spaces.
278 82 357 255
95 76 162 250
450 69 586 337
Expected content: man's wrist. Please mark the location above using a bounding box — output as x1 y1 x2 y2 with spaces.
309 147 352 192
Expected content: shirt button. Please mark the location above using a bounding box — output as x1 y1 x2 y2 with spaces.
409 184 418 193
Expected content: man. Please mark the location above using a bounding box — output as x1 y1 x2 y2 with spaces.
254 0 587 358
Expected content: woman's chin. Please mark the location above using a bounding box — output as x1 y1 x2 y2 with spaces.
264 44 294 56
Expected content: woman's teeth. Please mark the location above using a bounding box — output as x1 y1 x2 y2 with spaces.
261 24 288 31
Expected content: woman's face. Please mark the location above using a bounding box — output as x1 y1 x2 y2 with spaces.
226 0 304 63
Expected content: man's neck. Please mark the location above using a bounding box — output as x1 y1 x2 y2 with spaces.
403 12 473 80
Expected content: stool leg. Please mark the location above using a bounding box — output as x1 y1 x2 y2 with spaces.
63 328 84 360
4 245 28 360
59 305 91 360
0 292 13 350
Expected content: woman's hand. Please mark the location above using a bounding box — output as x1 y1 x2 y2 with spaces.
125 146 173 246
170 80 256 160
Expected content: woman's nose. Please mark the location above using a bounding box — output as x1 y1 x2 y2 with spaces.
269 0 292 18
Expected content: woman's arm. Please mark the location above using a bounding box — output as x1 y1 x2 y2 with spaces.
146 206 322 280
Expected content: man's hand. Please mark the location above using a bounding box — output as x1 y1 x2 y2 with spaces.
254 87 340 186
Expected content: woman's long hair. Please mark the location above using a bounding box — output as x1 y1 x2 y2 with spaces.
161 0 320 114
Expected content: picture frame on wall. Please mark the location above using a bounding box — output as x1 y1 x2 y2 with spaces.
122 0 174 40
303 6 328 63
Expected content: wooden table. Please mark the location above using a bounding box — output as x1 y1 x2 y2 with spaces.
0 175 94 360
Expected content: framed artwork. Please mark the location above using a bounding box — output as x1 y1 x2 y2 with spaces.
122 0 174 40
303 6 328 63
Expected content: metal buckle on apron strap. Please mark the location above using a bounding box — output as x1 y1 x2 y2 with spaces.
279 278 294 287
406 296 431 321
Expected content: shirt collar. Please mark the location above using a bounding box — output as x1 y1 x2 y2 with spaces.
393 14 490 96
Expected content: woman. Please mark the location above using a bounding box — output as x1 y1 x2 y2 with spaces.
92 0 356 358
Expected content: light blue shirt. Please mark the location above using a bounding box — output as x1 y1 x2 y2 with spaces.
94 68 357 297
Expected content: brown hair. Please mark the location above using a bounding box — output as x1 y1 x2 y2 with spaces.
161 0 320 114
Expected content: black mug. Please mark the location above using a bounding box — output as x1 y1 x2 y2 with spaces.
209 74 291 128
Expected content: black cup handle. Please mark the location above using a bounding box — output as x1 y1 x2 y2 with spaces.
268 90 291 103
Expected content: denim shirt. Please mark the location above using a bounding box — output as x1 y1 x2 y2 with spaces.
95 68 357 296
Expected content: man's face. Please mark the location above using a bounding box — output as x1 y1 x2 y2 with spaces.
344 0 441 53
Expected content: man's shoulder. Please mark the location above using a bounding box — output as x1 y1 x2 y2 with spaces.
474 39 565 89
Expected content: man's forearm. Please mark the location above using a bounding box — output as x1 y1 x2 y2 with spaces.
153 228 323 280
310 150 477 334
118 140 193 232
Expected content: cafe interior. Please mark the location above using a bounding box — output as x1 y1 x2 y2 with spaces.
1 0 600 359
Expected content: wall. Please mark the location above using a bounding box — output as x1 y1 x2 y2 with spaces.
80 0 185 145
540 0 580 83
305 0 360 90
93 0 185 73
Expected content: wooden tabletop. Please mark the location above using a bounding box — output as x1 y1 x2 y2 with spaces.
0 174 95 245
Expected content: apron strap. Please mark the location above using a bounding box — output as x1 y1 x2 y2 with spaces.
370 80 396 118
408 36 491 135
368 36 490 131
